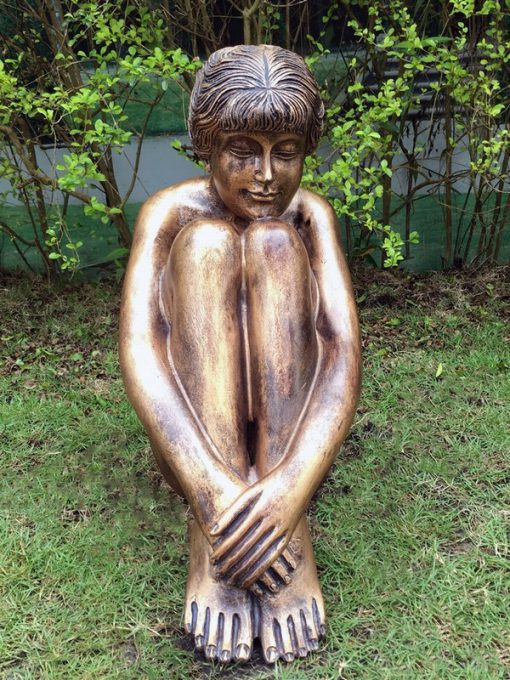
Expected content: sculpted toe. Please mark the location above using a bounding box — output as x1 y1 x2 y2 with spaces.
265 646 278 663
205 644 216 659
234 643 251 662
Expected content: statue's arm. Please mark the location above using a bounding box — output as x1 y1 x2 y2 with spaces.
119 189 246 538
274 193 362 498
210 194 361 584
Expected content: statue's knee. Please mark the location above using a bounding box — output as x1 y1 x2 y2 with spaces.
245 219 305 266
170 219 239 270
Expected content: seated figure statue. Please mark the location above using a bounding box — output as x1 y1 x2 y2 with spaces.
119 44 361 664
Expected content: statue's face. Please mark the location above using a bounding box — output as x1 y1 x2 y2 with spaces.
209 130 306 221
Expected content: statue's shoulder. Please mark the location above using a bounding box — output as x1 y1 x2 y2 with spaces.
133 177 210 240
139 177 209 220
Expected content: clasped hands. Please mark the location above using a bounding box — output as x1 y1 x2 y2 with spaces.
206 469 306 595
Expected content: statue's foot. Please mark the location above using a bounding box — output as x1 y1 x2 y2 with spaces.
184 519 254 663
257 518 326 663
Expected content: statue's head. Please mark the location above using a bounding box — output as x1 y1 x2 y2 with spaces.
188 45 324 162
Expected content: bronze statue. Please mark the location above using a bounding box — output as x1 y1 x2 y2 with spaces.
119 45 361 664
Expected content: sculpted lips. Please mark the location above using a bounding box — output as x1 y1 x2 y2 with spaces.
245 190 280 202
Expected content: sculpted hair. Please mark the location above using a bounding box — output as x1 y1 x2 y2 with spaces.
188 45 324 160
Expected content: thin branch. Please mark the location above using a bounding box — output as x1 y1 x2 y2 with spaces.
6 233 37 273
0 218 37 248
0 125 94 205
121 93 163 207
4 139 52 277
267 0 307 7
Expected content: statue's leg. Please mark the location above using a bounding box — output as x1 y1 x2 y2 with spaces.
244 220 326 662
161 218 253 662
163 218 249 481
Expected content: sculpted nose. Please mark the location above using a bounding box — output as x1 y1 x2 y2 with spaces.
255 152 273 184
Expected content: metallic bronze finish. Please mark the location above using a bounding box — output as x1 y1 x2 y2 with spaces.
119 45 361 664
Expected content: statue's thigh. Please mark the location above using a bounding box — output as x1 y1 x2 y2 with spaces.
244 221 319 476
162 219 249 481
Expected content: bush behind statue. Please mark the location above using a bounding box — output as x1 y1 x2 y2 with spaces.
304 0 510 269
0 0 198 278
1 0 509 275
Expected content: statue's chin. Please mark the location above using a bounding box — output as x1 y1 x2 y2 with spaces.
228 198 289 222
241 206 284 221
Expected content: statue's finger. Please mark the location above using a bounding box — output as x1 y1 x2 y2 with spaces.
229 534 286 587
250 582 264 597
236 538 289 589
268 557 292 586
282 547 297 570
214 522 271 576
254 548 296 589
211 518 262 564
210 489 262 537
258 572 279 594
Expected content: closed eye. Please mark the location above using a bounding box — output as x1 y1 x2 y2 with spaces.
273 151 298 160
229 147 254 159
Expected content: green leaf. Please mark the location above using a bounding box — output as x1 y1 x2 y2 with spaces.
95 394 108 407
378 121 399 134
426 36 452 44
435 363 444 379
107 247 129 260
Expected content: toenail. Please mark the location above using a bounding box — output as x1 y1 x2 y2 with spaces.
298 647 307 657
195 635 204 649
235 643 250 661
220 649 230 663
205 644 216 658
284 575 291 584
270 583 278 593
319 624 326 637
284 652 294 662
266 646 278 663
309 638 319 650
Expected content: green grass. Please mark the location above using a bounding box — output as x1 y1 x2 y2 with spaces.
0 267 509 679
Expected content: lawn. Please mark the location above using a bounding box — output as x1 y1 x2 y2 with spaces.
0 266 509 679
